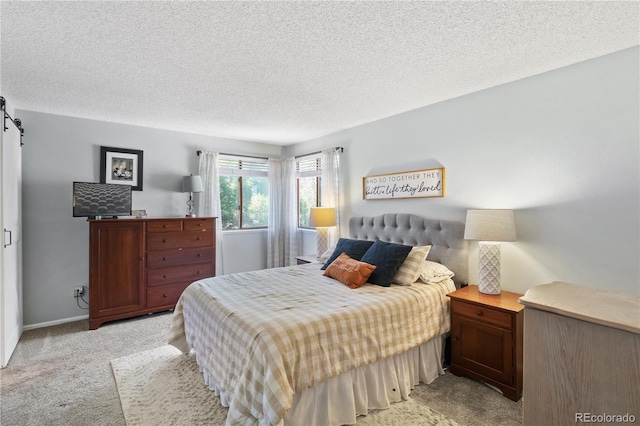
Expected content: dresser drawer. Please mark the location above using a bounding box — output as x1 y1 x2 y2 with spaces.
184 218 214 231
147 231 214 250
147 247 214 268
147 263 214 287
146 282 191 308
146 220 183 233
452 300 512 329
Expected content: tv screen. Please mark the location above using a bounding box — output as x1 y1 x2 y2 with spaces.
73 182 132 218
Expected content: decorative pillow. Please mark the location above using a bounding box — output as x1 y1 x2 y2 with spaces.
360 240 413 287
418 260 455 284
392 245 432 286
323 253 377 289
318 243 337 263
321 238 375 270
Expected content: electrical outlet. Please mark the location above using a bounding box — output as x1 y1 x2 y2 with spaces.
73 287 85 298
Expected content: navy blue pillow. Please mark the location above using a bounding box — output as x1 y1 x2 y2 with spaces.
360 240 413 287
321 238 375 270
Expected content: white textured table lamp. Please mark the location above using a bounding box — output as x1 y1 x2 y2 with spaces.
309 207 336 259
182 175 204 217
464 209 516 295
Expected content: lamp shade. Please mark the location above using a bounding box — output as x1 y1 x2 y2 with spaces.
182 175 204 193
464 209 516 242
309 207 336 228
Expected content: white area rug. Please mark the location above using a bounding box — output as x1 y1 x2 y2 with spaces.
111 345 459 426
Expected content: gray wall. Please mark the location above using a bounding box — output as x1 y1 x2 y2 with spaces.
19 112 281 326
287 47 640 296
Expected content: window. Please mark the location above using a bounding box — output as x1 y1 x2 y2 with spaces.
297 155 321 228
218 156 269 230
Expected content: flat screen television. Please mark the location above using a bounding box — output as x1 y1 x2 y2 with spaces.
73 182 132 218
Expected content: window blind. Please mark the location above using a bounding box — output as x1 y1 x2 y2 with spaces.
218 155 269 177
296 155 322 178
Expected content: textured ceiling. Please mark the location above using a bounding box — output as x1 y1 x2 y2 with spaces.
1 1 638 145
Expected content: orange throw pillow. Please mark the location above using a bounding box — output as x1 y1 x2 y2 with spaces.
323 253 377 289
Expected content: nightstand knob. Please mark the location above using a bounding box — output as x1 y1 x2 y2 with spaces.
476 310 484 317
452 336 459 342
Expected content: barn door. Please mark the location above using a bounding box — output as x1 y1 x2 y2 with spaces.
1 97 23 368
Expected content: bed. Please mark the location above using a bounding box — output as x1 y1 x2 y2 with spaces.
168 213 468 426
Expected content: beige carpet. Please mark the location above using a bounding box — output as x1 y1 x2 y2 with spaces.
111 345 460 426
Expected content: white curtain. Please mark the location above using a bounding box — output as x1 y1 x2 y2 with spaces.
321 148 342 243
198 151 224 276
267 157 298 268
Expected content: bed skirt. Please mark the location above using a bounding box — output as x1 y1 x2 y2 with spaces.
199 334 446 426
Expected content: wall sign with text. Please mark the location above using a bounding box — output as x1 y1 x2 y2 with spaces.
363 168 445 200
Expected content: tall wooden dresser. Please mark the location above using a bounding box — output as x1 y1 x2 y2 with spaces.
89 217 216 329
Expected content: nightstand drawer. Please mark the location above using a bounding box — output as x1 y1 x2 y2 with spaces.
296 255 319 265
452 300 512 329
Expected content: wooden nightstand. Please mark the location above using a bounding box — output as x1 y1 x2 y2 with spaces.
447 285 524 401
296 255 319 265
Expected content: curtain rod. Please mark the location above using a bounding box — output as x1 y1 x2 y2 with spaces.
196 146 343 160
196 150 268 160
295 146 343 159
0 96 25 146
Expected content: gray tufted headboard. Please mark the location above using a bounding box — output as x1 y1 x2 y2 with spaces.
349 213 468 287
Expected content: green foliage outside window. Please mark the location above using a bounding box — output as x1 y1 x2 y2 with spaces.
219 175 268 230
219 176 239 230
242 177 268 228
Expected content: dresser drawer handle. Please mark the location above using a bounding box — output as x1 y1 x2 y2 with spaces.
197 253 202 257
197 236 202 240
476 310 484 317
162 257 167 261
163 224 168 228
197 223 202 227
162 293 168 298
162 239 167 243
163 275 167 279
197 270 201 274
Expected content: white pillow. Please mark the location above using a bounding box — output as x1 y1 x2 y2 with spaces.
418 260 455 284
392 246 431 286
318 243 337 263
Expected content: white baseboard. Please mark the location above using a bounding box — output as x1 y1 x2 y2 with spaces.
23 315 89 331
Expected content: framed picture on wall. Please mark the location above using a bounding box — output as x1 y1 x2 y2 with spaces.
100 146 144 191
362 167 445 200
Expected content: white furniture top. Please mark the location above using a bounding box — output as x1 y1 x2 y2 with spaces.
518 281 640 335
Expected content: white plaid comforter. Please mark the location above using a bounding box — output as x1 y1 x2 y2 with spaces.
168 263 455 426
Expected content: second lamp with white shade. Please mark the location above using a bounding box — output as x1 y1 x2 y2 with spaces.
464 209 516 295
309 207 336 259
